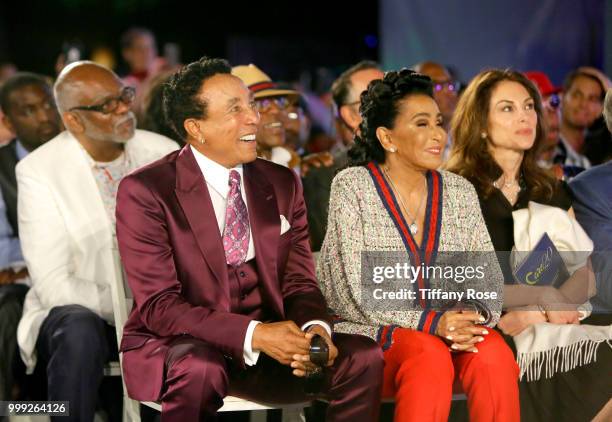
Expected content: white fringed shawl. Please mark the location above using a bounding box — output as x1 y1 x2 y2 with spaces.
511 202 611 381
514 322 612 381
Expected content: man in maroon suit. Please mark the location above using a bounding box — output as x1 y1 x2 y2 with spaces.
115 56 383 421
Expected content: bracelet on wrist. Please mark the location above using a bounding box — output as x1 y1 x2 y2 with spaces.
537 305 549 321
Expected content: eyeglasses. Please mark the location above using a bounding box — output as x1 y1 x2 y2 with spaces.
433 80 460 93
255 96 289 113
545 93 560 110
69 86 136 115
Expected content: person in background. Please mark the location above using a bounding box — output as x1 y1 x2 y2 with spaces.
524 71 563 175
570 88 612 317
232 64 332 175
0 62 18 145
138 70 180 145
413 61 459 133
16 61 177 422
568 89 612 422
330 61 384 156
302 61 383 251
120 27 172 121
557 68 606 169
414 61 460 162
120 27 159 89
279 84 311 155
0 72 61 405
579 67 612 166
232 64 300 169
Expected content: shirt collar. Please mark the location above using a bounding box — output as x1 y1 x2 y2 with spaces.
559 135 582 159
190 145 243 199
14 139 30 161
74 140 127 170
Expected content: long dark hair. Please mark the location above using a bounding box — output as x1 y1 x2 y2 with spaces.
347 68 434 167
445 68 556 200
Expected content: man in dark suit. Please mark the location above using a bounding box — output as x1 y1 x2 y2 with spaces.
570 88 612 315
0 73 60 403
302 61 383 251
116 57 383 421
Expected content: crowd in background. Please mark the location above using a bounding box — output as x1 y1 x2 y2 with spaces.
0 26 610 422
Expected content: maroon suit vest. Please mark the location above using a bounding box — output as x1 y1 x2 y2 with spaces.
227 259 272 321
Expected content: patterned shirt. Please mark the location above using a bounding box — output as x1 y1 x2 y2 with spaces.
92 153 131 228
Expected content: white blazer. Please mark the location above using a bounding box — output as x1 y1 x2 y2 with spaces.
16 129 178 371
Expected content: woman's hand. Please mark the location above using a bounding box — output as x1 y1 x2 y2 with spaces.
544 310 580 325
498 310 547 336
538 286 581 324
436 310 488 353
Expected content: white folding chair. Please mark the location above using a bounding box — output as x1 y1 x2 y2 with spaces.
109 238 308 422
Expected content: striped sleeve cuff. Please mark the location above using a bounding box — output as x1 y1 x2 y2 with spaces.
417 310 443 335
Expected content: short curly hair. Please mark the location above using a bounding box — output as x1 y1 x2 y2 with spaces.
0 72 51 114
347 68 434 166
162 56 231 141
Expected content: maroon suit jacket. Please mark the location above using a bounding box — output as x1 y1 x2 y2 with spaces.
115 146 331 401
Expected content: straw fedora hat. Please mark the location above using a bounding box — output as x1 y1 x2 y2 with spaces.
232 64 299 100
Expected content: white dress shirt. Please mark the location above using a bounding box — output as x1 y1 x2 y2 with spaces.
191 146 330 366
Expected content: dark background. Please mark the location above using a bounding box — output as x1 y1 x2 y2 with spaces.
0 0 379 83
1 0 610 88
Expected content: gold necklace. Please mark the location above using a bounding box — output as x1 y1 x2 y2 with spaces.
493 174 520 204
492 174 517 189
382 165 426 235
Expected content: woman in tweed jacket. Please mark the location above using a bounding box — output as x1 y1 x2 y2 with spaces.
317 69 519 422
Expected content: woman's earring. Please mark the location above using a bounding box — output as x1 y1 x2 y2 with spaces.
480 132 487 139
199 137 206 144
388 147 397 153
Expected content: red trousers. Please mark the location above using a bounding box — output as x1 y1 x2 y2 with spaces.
382 328 520 422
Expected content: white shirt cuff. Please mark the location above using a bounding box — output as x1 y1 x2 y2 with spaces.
301 320 332 336
243 320 261 366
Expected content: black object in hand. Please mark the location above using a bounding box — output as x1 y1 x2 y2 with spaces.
309 334 329 366
304 334 329 395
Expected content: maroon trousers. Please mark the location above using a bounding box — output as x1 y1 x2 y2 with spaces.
160 333 383 421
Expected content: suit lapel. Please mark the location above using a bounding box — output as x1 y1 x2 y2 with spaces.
244 161 283 317
60 132 113 236
174 147 229 298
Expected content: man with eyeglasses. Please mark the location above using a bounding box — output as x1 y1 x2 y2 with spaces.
413 61 459 133
14 61 177 421
0 72 61 405
232 64 300 169
303 61 383 251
